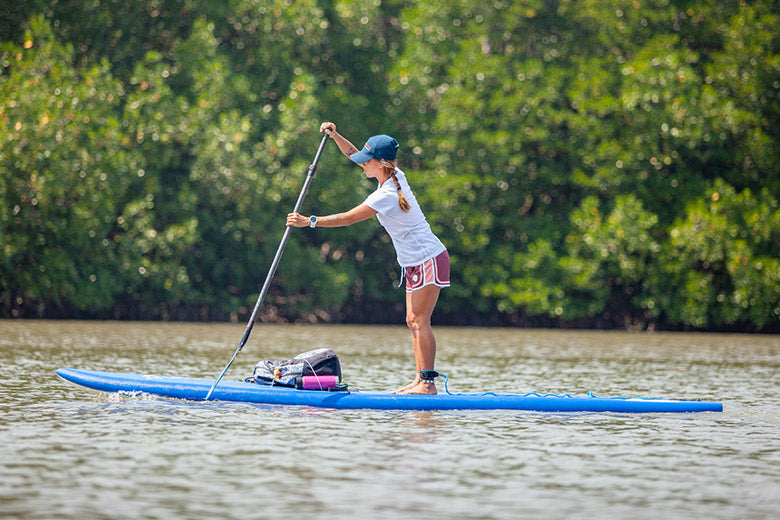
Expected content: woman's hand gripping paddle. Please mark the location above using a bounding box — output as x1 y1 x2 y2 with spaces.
205 134 330 400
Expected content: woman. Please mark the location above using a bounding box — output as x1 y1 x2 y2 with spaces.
286 122 450 395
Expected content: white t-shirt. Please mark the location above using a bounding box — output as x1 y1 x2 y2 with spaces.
362 169 446 267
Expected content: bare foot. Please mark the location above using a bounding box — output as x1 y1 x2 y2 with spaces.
391 379 420 394
397 381 437 395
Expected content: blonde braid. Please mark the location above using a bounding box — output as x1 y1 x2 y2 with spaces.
380 159 410 212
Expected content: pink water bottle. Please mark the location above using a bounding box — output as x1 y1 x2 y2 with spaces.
295 375 338 390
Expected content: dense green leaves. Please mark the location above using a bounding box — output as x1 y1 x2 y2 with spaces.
1 16 139 314
661 181 780 328
1 1 778 330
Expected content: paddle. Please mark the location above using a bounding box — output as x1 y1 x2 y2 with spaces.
205 134 329 400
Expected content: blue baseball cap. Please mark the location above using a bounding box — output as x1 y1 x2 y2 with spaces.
349 134 399 164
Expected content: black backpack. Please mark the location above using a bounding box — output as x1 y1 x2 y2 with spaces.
246 348 342 387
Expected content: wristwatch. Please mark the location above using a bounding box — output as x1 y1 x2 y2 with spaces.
309 215 318 228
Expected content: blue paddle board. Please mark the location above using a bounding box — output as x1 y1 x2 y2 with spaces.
56 368 722 413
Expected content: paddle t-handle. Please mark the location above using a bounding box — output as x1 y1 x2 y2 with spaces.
205 134 330 400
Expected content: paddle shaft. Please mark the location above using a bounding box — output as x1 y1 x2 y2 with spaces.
205 134 329 400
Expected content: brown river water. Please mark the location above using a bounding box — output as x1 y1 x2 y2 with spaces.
1 320 778 519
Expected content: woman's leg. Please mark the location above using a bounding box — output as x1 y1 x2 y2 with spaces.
395 284 441 395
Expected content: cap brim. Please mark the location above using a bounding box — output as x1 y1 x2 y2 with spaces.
349 148 373 164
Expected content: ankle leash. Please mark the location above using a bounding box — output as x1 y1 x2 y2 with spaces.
420 370 439 383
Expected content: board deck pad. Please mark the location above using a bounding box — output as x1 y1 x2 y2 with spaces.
56 368 723 413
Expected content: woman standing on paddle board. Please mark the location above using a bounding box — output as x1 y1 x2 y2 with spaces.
287 123 450 395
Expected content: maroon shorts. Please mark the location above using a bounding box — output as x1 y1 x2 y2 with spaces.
405 250 451 293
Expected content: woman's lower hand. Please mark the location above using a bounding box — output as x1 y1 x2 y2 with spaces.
286 213 307 227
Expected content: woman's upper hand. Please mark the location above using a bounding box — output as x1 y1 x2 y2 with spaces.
320 122 336 136
286 212 307 228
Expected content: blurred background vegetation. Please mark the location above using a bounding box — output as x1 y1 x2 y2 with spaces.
1 0 778 331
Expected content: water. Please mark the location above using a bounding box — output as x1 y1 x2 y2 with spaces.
1 320 778 519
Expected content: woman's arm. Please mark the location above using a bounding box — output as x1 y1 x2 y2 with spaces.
321 122 360 161
287 204 377 228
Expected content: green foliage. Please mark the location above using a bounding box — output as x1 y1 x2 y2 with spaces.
1 16 139 315
1 1 778 330
562 195 662 324
661 181 780 329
